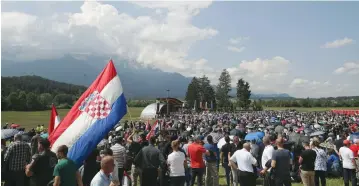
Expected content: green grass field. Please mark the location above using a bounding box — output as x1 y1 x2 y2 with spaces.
1 107 144 129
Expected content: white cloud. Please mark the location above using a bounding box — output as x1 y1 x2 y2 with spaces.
229 37 249 45
227 56 291 92
1 1 218 77
321 37 354 48
334 62 359 75
227 46 245 53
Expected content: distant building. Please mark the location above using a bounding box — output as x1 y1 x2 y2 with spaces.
140 98 183 119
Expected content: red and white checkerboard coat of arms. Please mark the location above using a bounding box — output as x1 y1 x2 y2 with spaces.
79 91 111 119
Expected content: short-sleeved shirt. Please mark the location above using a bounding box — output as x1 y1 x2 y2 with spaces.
90 170 112 186
300 149 316 171
334 139 344 151
272 149 291 178
340 146 355 169
230 142 242 156
204 143 219 162
188 143 206 168
221 143 231 163
350 144 359 158
229 149 257 173
167 151 186 177
30 150 58 186
53 158 78 186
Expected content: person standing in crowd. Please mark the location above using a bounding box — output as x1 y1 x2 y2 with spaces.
339 140 358 186
134 136 165 186
312 139 327 186
334 133 346 154
25 138 58 186
167 140 187 186
30 133 40 156
204 135 219 186
53 145 83 186
229 136 242 186
4 134 31 186
182 137 193 186
327 148 341 177
80 149 101 186
250 139 259 163
100 148 119 186
127 130 148 186
299 142 316 186
111 137 126 186
229 142 257 186
188 135 210 186
271 137 292 186
220 136 231 186
91 156 115 186
261 136 274 184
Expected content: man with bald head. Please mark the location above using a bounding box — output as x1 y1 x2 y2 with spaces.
229 142 257 186
271 137 292 186
91 156 115 186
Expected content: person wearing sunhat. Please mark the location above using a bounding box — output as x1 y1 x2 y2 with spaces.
339 140 358 186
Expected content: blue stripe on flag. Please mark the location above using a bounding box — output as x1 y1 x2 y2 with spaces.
68 93 127 168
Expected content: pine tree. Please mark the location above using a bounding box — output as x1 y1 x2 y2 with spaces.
236 78 251 109
185 77 200 110
216 69 231 110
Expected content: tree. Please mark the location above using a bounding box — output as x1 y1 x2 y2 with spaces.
26 92 41 110
185 77 200 110
38 93 53 109
236 78 252 109
252 100 263 111
198 75 216 109
53 94 74 106
216 69 231 110
1 95 8 111
18 91 28 111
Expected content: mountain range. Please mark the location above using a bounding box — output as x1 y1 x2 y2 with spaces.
1 55 292 99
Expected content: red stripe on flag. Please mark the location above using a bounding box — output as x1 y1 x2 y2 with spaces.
49 60 118 145
48 104 58 135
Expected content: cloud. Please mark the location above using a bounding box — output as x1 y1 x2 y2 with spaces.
227 56 291 92
334 62 359 75
321 37 354 48
1 1 218 77
229 37 249 45
227 46 245 53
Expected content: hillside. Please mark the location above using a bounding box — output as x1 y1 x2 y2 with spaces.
1 55 293 99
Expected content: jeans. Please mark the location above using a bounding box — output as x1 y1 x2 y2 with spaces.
231 167 238 186
190 168 204 186
343 168 357 186
205 162 219 186
314 170 326 186
300 170 315 186
222 163 231 186
238 171 256 186
185 167 191 186
170 176 185 186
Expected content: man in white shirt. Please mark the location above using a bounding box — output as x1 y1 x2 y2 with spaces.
229 143 257 186
339 140 358 186
261 136 274 169
167 140 187 186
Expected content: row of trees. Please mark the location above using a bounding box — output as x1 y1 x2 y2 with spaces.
262 97 359 108
185 69 255 111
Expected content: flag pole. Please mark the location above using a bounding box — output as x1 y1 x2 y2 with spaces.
126 104 133 122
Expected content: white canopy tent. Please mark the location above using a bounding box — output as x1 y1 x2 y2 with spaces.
140 103 165 119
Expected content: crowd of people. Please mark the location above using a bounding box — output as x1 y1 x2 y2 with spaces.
2 110 359 186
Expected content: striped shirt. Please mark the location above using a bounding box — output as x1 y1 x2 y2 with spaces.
111 144 126 168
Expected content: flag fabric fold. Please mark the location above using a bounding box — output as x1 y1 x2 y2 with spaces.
48 104 61 135
146 120 159 140
49 60 127 167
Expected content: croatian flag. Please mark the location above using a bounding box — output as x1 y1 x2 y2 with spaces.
48 104 61 135
146 120 159 140
49 60 127 167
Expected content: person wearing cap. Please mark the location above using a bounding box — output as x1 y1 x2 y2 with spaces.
339 140 358 186
111 136 126 186
4 134 31 186
187 135 210 186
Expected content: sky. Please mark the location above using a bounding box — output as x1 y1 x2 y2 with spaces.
1 1 359 98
